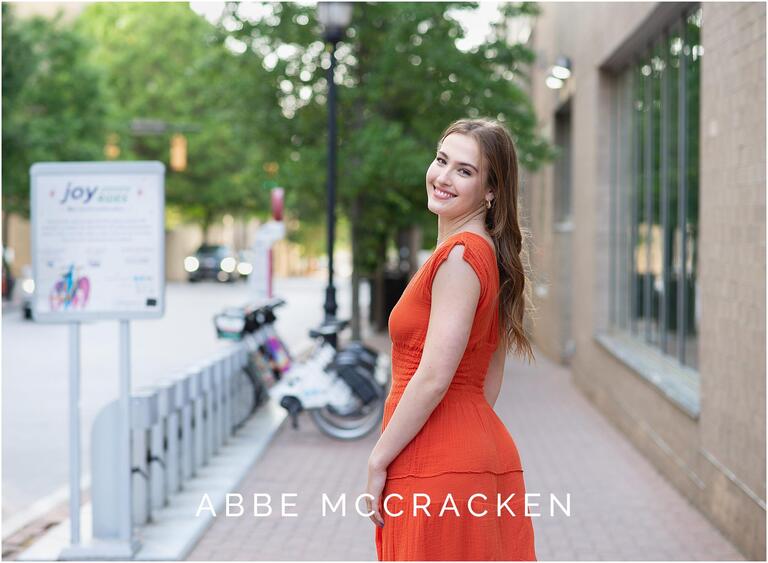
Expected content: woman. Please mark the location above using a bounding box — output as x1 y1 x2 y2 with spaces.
366 118 537 561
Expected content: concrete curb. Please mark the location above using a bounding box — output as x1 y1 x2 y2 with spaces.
3 475 93 542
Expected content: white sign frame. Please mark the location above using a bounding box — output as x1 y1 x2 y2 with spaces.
30 161 166 322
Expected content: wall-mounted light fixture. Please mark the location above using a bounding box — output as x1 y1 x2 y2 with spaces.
546 55 572 90
552 56 572 79
546 75 564 89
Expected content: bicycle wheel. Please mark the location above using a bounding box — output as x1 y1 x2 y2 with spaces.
309 372 391 441
243 361 269 410
309 397 385 440
232 369 257 430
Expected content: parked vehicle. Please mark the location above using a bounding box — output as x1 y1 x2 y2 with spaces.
1 253 14 301
19 266 33 320
184 244 239 283
235 250 255 280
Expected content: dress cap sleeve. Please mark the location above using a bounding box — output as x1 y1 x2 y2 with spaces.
424 232 492 304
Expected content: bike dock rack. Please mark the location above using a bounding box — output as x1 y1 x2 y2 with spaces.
16 308 391 561
17 341 289 561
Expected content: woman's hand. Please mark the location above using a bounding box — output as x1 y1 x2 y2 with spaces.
365 457 387 528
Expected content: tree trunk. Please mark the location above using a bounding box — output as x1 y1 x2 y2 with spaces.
2 210 9 250
202 209 213 245
346 97 368 340
407 224 423 277
350 193 362 341
373 236 389 332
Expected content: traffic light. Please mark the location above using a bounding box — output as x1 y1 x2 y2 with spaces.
264 161 279 176
170 133 187 172
104 133 120 159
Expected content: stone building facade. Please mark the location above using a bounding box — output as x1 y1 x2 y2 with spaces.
524 3 765 559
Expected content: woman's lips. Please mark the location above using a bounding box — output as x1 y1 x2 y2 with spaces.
433 185 457 200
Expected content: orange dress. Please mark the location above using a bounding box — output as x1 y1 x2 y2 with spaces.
375 230 537 561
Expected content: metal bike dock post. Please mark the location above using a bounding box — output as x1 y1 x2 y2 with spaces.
155 376 182 499
177 374 194 482
221 353 235 437
200 361 215 462
217 349 235 444
188 366 205 473
131 387 158 526
211 357 225 450
146 384 170 512
238 344 250 420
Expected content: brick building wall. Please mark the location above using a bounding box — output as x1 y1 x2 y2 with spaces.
698 3 766 553
526 3 765 558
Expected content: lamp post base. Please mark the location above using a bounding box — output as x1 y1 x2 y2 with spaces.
324 284 338 348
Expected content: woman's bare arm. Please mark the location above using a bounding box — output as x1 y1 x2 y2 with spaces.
483 342 506 409
368 244 481 471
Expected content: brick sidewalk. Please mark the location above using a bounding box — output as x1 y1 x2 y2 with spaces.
186 329 744 561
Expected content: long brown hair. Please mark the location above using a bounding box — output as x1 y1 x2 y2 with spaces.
437 118 535 363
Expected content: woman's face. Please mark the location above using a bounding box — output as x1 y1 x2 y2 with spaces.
425 132 489 217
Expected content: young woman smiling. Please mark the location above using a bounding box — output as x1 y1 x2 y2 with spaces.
365 118 537 561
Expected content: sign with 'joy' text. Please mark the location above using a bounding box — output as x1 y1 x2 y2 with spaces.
30 161 166 321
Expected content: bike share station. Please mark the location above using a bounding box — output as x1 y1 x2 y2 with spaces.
20 164 390 561
214 188 391 441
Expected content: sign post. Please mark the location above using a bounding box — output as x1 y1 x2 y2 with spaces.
30 161 165 559
249 187 286 301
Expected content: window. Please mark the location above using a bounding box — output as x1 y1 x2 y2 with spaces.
554 102 573 227
611 7 702 370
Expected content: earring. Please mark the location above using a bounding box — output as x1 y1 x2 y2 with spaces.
486 199 493 210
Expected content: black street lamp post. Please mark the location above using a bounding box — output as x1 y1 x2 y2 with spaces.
317 2 352 339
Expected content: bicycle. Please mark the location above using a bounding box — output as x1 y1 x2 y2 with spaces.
214 299 291 428
214 298 391 440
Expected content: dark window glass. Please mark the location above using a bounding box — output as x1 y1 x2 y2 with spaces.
612 7 701 371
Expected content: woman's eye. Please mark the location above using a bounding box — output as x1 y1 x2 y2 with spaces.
435 157 470 176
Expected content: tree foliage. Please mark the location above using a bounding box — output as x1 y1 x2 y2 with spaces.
3 1 556 273
74 2 274 231
218 1 556 273
2 4 109 218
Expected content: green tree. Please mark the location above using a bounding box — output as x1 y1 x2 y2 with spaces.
2 4 109 238
219 2 556 336
75 2 274 237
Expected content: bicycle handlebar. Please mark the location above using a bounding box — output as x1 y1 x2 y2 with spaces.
308 318 350 338
215 297 351 344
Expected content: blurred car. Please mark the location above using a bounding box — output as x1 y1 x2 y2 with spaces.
19 265 33 319
184 244 240 283
236 250 255 280
1 253 14 301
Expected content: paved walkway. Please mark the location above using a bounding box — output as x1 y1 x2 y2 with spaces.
186 328 744 561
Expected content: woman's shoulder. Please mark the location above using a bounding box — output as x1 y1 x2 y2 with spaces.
439 230 496 265
458 230 496 258
424 230 497 299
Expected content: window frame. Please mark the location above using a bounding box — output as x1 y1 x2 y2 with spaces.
600 5 702 417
